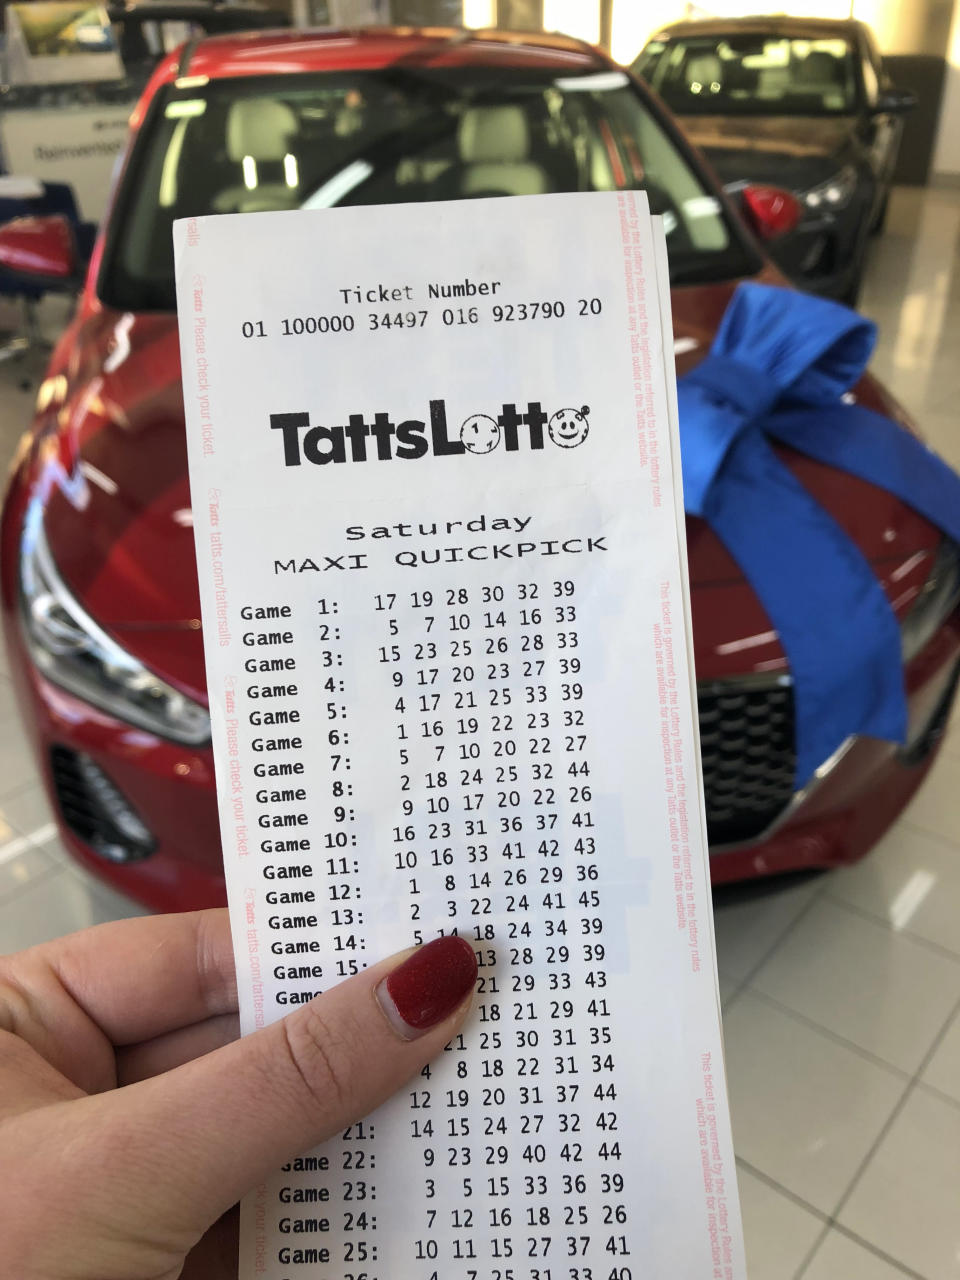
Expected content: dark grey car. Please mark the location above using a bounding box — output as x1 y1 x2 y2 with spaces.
634 15 915 304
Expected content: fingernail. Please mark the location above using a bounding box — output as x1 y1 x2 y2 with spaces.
376 936 478 1040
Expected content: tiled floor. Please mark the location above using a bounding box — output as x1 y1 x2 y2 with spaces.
0 188 958 1277
716 186 960 1279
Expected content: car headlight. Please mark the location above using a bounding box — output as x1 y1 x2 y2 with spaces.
19 510 211 745
901 538 960 663
800 165 859 212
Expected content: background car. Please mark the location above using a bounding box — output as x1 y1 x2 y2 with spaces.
0 27 957 913
106 2 291 86
633 16 916 303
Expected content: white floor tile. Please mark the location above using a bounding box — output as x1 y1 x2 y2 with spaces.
0 833 58 900
840 1088 960 1280
898 749 960 847
829 818 960 956
915 407 960 463
33 833 73 870
711 876 822 983
0 678 21 722
736 1166 824 1280
0 866 146 954
0 715 39 797
0 780 55 841
921 1007 960 1106
803 1229 915 1279
863 189 960 417
750 898 960 1074
722 993 904 1215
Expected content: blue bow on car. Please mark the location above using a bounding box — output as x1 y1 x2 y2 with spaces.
678 282 960 788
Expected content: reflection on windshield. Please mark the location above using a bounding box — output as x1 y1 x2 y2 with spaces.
637 36 857 118
100 66 758 311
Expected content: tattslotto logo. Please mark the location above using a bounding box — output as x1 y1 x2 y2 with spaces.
270 400 591 466
547 406 590 449
460 407 590 455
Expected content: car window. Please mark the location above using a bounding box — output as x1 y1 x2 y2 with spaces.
636 34 859 117
98 66 759 311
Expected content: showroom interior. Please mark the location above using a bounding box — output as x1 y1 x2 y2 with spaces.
0 0 958 1277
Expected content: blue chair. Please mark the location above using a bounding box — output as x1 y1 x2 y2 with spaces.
0 180 96 366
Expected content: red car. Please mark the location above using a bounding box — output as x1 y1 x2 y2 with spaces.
1 28 958 912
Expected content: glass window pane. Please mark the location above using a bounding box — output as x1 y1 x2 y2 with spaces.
642 34 858 117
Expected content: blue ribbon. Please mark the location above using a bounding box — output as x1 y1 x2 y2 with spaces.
678 282 960 788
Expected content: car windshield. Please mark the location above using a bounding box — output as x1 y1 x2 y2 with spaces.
636 34 858 117
99 65 757 311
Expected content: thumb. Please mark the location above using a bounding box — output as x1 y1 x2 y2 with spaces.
21 935 477 1270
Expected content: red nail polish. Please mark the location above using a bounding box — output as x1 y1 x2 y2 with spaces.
376 936 478 1040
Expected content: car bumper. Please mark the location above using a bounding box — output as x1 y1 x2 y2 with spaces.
709 609 960 883
769 197 872 299
7 653 226 911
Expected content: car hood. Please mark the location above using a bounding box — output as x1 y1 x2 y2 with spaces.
679 114 858 188
39 290 942 693
42 310 203 698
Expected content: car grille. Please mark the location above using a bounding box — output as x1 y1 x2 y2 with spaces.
697 680 796 845
50 746 156 863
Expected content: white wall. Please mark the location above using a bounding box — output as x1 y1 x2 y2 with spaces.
462 0 494 23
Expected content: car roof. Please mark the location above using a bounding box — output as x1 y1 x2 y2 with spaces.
173 25 607 82
648 15 863 42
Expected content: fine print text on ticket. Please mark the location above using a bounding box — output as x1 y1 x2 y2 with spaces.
174 190 747 1280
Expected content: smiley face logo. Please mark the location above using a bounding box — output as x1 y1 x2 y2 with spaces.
548 405 590 449
460 414 501 455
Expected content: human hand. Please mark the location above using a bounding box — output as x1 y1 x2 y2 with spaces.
0 909 477 1280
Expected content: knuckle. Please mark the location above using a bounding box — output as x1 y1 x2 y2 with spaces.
193 910 238 1017
279 1003 359 1120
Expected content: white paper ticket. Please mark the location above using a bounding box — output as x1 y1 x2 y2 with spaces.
174 191 746 1280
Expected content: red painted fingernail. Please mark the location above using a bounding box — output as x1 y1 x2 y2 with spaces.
376 936 478 1040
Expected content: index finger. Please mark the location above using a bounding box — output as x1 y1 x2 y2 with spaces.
19 908 237 1046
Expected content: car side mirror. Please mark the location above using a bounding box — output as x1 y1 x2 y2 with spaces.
740 185 802 241
0 215 79 287
872 87 917 115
